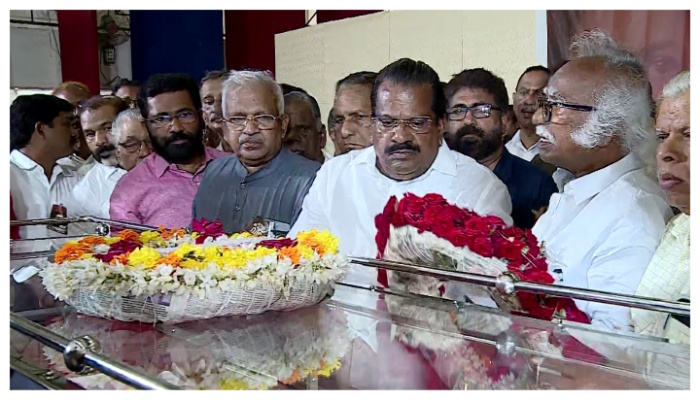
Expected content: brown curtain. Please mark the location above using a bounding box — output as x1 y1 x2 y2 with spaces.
547 10 690 98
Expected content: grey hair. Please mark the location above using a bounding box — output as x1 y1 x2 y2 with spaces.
567 29 654 155
222 70 284 117
111 108 144 145
659 70 690 102
284 91 323 131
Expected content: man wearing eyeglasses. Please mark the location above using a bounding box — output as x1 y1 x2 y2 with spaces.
444 68 557 230
190 70 321 234
530 30 672 332
328 71 377 155
111 108 152 171
109 73 228 229
289 58 513 286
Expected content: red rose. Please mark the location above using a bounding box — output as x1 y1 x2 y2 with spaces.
423 193 447 207
472 237 493 257
95 239 141 263
555 299 592 324
397 196 424 225
528 257 548 272
448 230 473 247
525 270 555 285
483 215 506 230
431 217 456 240
502 239 525 261
257 238 297 250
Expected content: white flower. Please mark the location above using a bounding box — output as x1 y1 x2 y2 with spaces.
183 270 198 286
93 244 110 254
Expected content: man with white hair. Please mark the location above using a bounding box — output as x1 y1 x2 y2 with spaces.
531 30 672 332
283 91 327 163
111 108 152 171
191 70 321 233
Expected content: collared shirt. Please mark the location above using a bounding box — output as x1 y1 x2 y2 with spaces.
57 154 96 177
10 150 83 262
492 148 558 229
62 163 127 234
192 147 321 233
505 129 540 161
632 213 690 344
532 154 672 332
109 147 228 229
288 141 513 285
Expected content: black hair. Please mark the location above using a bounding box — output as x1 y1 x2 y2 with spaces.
280 83 308 96
78 95 130 116
10 94 74 150
112 78 141 96
138 73 201 119
284 91 322 122
200 70 229 87
445 68 510 113
335 71 377 93
515 65 551 90
327 108 335 129
372 58 446 118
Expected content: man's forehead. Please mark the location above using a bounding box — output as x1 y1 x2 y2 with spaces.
517 70 549 90
450 87 496 106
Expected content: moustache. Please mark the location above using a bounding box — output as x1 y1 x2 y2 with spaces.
239 135 264 145
163 131 196 146
455 124 486 139
520 106 538 114
536 125 556 144
96 143 116 157
385 142 420 155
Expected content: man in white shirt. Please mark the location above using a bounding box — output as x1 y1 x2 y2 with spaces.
531 30 672 332
52 81 95 174
289 58 513 286
505 65 551 162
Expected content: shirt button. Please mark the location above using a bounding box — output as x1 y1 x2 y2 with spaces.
240 183 246 189
235 205 241 211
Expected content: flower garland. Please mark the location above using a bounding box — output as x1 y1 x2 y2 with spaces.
43 219 347 302
374 193 590 324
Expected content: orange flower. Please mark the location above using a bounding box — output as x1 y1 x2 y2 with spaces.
280 368 302 385
78 236 106 247
278 246 301 265
118 229 141 242
109 253 130 266
156 253 181 267
158 226 187 240
55 243 91 263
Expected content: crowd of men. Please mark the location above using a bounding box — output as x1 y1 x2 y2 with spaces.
10 29 690 344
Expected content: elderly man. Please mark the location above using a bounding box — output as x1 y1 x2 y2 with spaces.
329 71 377 155
110 73 228 228
632 70 690 344
111 108 152 171
289 58 512 285
283 91 327 163
78 95 130 168
192 70 321 233
200 70 232 152
531 30 672 332
444 68 557 229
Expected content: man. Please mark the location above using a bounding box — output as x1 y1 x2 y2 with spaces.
112 78 141 101
329 71 377 155
111 108 153 171
52 81 94 171
10 94 81 241
531 30 672 331
444 68 557 229
200 70 232 152
289 58 512 285
280 83 307 95
192 70 321 233
283 91 327 163
505 66 552 163
78 95 129 168
632 70 690 344
502 104 519 143
110 73 228 228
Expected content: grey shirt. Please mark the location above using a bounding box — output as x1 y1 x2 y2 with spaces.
192 148 321 234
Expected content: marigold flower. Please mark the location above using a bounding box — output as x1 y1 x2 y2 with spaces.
77 236 106 247
118 230 141 243
55 243 91 263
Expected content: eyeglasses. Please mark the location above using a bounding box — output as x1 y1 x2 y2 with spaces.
331 114 372 130
538 98 597 123
147 110 198 129
224 115 280 131
118 139 151 154
372 116 435 134
447 104 501 121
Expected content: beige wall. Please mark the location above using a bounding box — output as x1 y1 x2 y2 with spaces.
275 10 541 156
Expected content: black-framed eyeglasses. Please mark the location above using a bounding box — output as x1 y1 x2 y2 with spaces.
372 116 435 134
538 98 597 123
447 103 501 121
118 139 151 154
224 114 281 132
147 110 198 129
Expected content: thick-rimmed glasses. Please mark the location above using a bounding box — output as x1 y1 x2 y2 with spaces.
538 98 597 123
224 115 280 131
118 139 151 154
147 110 198 129
447 103 501 121
373 116 435 134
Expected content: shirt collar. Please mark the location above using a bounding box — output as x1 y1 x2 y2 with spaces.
667 213 690 242
151 147 218 178
10 150 74 179
512 130 539 151
566 153 644 205
351 141 457 178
